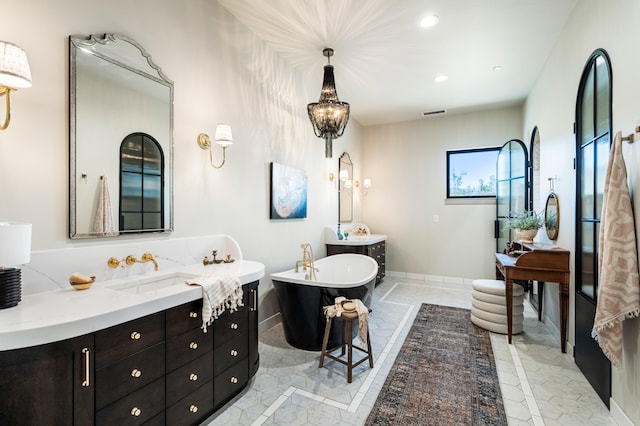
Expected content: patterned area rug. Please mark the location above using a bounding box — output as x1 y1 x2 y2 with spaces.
366 303 507 425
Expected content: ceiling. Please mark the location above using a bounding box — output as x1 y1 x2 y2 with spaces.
218 0 578 126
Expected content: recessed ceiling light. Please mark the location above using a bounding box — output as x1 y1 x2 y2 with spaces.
493 65 503 71
420 15 439 28
434 75 448 83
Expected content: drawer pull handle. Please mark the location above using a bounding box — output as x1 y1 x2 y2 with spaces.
81 347 90 387
130 407 142 417
230 323 238 330
130 331 141 340
230 376 238 384
189 342 198 350
189 311 198 318
131 369 142 378
189 404 198 413
230 349 238 357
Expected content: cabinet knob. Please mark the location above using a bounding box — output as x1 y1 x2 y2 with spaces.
230 323 238 330
230 349 238 357
189 373 198 381
130 407 142 417
230 376 238 384
130 331 141 340
131 369 142 378
189 342 198 350
189 311 198 318
189 405 198 413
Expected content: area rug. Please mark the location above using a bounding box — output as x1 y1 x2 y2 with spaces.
365 303 507 425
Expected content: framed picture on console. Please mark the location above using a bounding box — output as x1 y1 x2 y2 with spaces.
269 162 308 219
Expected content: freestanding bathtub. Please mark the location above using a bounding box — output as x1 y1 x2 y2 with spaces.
271 253 378 351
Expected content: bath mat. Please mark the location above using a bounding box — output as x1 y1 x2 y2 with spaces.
365 303 507 425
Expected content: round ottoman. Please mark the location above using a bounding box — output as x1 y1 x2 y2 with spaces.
471 279 524 334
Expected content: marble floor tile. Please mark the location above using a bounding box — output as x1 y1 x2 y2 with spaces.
204 278 616 425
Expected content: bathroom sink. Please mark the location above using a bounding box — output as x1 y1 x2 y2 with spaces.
107 273 197 295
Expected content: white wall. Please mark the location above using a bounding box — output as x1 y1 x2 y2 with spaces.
524 0 640 423
362 106 523 280
0 0 363 324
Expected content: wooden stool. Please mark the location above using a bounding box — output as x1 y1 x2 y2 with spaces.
318 310 373 383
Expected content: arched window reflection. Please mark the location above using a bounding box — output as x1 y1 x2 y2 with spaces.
119 133 164 232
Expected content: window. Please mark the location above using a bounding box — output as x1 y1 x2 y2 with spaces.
446 147 500 198
119 133 165 232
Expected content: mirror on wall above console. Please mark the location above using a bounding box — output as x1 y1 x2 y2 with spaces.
69 33 174 239
339 152 353 223
545 192 559 240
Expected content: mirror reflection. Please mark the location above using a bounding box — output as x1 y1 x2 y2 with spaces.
339 152 353 223
69 33 174 239
545 192 559 240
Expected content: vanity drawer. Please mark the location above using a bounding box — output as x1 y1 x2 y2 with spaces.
166 380 214 426
96 342 165 410
96 312 165 368
213 360 249 410
166 300 204 337
96 376 165 426
166 326 213 372
213 332 248 376
166 352 214 406
213 306 248 348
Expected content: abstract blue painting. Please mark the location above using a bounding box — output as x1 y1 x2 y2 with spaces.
270 162 307 219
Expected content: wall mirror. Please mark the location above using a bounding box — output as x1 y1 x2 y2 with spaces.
69 34 174 239
545 192 559 240
338 152 353 223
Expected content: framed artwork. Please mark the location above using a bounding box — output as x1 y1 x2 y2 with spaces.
270 162 308 219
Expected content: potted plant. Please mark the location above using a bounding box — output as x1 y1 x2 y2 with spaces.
505 210 543 242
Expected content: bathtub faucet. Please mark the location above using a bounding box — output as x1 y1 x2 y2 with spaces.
295 243 318 280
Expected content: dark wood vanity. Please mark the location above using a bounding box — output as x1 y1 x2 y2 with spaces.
0 281 259 426
326 240 386 284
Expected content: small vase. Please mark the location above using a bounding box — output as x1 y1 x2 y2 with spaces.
515 228 538 243
337 223 344 240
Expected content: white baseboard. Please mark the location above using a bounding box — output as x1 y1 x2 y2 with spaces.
610 397 633 426
259 312 281 334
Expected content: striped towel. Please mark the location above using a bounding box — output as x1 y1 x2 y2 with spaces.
187 274 243 332
592 131 640 367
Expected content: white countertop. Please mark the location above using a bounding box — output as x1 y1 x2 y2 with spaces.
0 260 264 351
325 234 387 246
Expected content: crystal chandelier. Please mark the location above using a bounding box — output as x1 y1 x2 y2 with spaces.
307 48 350 158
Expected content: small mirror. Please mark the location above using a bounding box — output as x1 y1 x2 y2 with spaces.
338 152 353 223
69 34 174 239
545 192 559 240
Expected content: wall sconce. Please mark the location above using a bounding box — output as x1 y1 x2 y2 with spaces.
197 124 233 169
0 222 31 309
351 178 372 196
0 41 32 130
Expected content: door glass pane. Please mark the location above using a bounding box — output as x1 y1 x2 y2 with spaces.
510 143 526 178
497 180 510 216
580 221 596 299
121 136 143 173
143 137 162 175
143 213 161 230
143 175 162 210
596 134 610 219
122 213 141 231
121 171 142 211
595 56 610 135
582 65 595 143
581 142 595 218
511 177 526 213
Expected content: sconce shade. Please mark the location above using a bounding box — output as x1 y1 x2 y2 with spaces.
214 124 233 147
307 48 350 159
339 169 349 181
363 178 372 188
0 41 32 89
0 222 32 266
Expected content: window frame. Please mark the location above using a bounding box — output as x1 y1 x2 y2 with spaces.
446 147 500 199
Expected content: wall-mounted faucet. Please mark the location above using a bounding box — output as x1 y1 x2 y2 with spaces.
125 253 159 271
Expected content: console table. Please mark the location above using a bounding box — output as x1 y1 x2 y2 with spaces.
495 242 570 353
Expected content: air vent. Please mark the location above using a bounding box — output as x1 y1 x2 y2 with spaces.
422 109 447 117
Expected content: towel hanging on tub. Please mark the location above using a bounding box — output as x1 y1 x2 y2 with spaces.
592 131 640 367
93 176 118 236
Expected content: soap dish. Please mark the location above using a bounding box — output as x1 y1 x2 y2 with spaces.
341 300 356 312
69 272 96 291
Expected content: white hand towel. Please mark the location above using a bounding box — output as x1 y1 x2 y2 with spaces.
93 176 117 236
186 274 243 332
323 297 370 345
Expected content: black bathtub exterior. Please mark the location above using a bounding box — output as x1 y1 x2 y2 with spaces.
272 279 374 351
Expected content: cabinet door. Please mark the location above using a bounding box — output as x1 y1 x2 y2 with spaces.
0 334 94 426
248 281 259 378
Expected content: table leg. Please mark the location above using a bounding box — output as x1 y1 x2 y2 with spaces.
538 281 545 322
560 281 569 353
506 279 513 344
